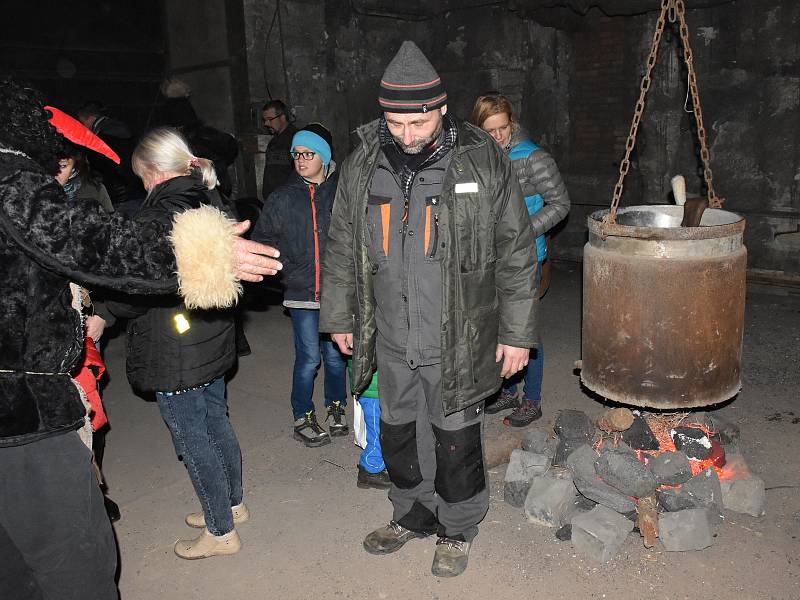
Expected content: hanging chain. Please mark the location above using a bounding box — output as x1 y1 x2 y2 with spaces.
604 0 722 230
604 0 670 227
675 0 722 208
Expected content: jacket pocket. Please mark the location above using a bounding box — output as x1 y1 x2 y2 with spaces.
424 195 442 262
125 318 152 386
454 190 497 271
460 268 496 313
469 308 501 386
366 194 391 264
455 313 477 391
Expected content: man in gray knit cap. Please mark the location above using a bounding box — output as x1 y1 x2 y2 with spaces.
320 41 538 577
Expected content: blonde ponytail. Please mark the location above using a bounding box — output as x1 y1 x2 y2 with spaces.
133 127 217 190
192 157 218 190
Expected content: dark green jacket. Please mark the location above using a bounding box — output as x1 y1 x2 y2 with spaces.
320 118 538 415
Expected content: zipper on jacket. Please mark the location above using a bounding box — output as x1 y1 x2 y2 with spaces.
429 212 440 259
401 198 409 255
309 184 321 302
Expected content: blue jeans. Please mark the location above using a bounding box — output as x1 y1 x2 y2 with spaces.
156 377 243 536
357 395 385 474
288 308 347 420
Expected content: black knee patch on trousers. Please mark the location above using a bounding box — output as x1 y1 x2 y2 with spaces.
397 500 439 535
380 420 423 489
432 422 486 503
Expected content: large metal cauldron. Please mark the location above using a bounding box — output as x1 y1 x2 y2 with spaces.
581 205 746 409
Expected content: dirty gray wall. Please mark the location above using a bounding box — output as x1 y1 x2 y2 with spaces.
188 0 799 278
162 0 255 196
242 1 568 200
163 0 236 132
604 2 800 281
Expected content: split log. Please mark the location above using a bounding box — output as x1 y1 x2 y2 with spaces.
636 494 659 549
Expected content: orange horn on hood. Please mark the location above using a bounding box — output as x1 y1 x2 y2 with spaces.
45 105 121 165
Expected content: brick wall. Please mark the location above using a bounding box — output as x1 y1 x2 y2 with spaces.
569 16 629 172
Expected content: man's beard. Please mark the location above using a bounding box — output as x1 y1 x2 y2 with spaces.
393 120 443 155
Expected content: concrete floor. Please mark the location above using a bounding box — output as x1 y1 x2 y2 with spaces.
102 263 800 600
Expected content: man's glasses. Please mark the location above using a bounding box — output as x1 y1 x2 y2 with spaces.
263 113 284 124
290 151 316 160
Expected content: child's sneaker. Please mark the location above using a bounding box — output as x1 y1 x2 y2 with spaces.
326 400 349 437
357 465 391 489
294 411 331 447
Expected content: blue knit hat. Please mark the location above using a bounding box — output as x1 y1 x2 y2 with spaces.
291 125 332 167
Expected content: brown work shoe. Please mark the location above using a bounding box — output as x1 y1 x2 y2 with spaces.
185 502 250 529
363 521 428 555
431 537 471 577
174 528 241 560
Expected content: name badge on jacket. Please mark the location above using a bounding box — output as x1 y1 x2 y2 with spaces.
455 182 478 194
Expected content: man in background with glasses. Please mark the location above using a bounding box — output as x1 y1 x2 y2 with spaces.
261 99 297 201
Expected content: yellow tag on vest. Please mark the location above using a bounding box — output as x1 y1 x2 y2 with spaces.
173 313 191 334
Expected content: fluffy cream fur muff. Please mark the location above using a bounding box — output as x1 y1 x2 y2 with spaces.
169 205 242 309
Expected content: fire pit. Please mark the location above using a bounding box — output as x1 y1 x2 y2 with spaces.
503 408 765 563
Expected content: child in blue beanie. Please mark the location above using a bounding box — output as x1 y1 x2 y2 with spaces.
251 123 349 447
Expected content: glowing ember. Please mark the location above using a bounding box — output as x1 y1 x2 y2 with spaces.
605 413 735 483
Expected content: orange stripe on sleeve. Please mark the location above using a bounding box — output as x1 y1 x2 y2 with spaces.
381 204 391 257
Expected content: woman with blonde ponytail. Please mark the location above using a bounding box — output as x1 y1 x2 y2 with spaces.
132 127 218 191
105 127 248 560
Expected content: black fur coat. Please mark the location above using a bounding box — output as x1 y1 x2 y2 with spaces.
0 151 177 447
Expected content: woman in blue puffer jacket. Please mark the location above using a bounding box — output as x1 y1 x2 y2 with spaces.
470 92 570 426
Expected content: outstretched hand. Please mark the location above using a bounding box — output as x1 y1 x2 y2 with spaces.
231 220 283 282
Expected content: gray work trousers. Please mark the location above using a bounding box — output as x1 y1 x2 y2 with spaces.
377 348 488 542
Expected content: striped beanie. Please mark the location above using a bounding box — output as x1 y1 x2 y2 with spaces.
378 41 447 114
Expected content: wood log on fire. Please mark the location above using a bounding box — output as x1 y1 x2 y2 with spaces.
597 407 635 433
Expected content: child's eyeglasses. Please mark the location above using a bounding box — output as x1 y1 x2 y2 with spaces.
290 151 316 160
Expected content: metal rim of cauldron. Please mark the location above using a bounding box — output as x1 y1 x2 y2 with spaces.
588 206 745 241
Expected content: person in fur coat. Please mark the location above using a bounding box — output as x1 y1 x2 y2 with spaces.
0 80 282 600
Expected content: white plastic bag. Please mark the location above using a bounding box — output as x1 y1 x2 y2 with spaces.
353 395 367 449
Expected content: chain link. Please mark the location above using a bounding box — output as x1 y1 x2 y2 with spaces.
604 0 670 227
675 0 722 208
604 0 722 231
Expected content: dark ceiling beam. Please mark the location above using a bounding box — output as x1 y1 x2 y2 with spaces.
509 0 734 17
348 0 734 25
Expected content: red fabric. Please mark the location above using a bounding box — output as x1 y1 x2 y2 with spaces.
74 338 108 431
45 106 121 164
